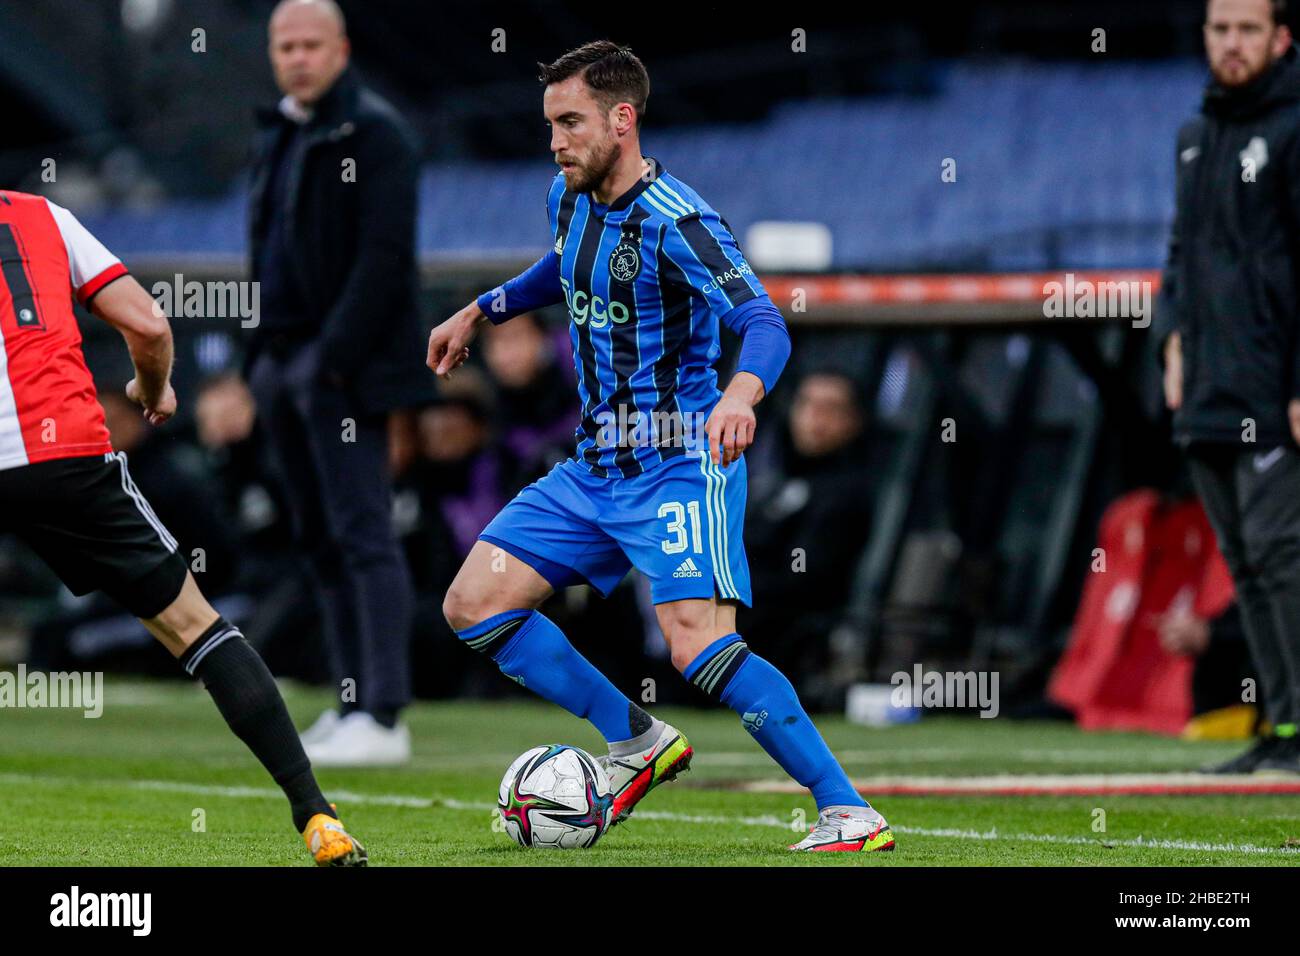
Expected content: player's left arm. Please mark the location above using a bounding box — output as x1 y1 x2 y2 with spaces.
662 210 792 466
46 199 176 424
90 276 177 426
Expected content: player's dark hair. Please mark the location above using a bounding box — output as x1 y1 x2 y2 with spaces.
1206 0 1289 26
538 40 650 129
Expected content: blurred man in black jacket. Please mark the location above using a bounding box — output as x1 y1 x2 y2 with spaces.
1158 0 1300 774
740 370 872 706
245 0 431 765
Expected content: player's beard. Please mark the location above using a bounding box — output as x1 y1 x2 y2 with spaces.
1210 44 1277 88
567 137 621 195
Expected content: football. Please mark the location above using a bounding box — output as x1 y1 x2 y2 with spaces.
497 744 614 849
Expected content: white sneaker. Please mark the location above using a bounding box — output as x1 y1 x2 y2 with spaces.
789 805 895 852
304 712 412 767
299 709 340 747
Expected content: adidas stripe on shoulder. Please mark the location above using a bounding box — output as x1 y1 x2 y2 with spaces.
640 178 699 221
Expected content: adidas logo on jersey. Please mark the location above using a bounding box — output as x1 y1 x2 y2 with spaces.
673 557 704 579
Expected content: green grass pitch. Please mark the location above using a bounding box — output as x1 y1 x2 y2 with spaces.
2 678 1298 866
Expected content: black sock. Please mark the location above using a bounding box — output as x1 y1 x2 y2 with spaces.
371 708 398 729
179 617 333 833
628 702 653 737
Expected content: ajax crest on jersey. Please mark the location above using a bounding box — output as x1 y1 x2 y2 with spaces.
609 240 641 283
497 744 614 848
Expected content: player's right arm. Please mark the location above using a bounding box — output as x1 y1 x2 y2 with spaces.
89 276 176 425
427 248 562 377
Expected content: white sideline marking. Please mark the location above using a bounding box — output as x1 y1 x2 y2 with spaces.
380 747 1236 773
683 748 1235 767
736 773 1300 796
2 772 1296 857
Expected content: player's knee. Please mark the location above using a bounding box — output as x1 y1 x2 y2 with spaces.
441 580 482 632
659 610 714 673
668 642 700 674
444 574 521 631
145 572 220 651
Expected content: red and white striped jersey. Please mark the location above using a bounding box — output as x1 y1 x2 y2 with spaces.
0 191 126 471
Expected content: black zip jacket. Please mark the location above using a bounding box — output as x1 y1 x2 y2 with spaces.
247 68 433 415
1157 44 1300 447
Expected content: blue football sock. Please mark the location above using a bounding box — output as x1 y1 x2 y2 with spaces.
455 609 647 745
684 633 867 811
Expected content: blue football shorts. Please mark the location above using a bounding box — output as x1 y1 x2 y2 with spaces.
479 450 752 606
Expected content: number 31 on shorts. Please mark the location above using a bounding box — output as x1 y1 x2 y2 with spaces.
658 500 703 555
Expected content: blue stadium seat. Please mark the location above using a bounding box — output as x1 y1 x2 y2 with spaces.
80 59 1207 273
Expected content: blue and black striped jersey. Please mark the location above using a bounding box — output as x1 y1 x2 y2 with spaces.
547 157 768 478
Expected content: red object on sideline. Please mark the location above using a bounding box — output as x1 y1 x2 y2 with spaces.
1048 491 1232 735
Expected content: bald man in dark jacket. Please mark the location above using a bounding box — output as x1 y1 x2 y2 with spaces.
246 0 431 765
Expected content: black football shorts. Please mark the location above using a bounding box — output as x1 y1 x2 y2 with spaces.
0 451 188 618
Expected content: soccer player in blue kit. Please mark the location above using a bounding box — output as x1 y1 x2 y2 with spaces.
427 41 893 852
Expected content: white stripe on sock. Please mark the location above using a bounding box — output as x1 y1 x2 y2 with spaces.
185 626 241 674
